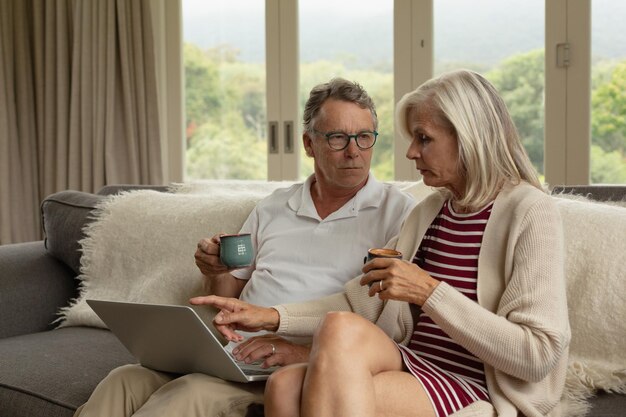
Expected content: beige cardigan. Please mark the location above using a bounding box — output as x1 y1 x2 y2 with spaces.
274 182 571 417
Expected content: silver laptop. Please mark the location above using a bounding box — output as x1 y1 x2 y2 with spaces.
87 299 276 382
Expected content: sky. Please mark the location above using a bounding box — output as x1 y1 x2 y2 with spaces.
181 0 626 66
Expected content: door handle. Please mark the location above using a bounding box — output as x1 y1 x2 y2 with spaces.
284 121 294 154
268 121 278 154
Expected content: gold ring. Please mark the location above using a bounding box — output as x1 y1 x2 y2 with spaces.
270 343 276 356
379 280 383 291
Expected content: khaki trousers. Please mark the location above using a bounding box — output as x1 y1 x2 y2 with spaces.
75 365 496 417
74 364 265 417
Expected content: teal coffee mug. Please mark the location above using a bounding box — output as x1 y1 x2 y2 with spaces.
220 233 254 268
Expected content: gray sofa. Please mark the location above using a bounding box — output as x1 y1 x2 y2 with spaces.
0 185 167 417
0 184 624 417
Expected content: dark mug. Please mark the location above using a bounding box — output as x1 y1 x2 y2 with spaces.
365 248 403 263
364 248 402 287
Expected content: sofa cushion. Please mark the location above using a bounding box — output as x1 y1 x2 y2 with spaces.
41 191 107 275
0 327 135 417
587 392 626 416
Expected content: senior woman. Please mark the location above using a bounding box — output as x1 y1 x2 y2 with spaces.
192 69 570 417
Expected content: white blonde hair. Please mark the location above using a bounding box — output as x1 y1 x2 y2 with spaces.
396 69 542 209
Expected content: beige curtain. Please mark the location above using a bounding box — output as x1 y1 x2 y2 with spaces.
0 0 163 245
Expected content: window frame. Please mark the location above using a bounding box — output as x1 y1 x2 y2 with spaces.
164 0 599 185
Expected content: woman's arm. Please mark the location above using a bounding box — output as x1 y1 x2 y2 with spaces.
189 295 280 342
191 276 386 341
274 277 385 336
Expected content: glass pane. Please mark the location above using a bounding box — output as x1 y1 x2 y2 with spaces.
182 0 267 180
434 0 545 179
299 0 394 180
591 0 626 184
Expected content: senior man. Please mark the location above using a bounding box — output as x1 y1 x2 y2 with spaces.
75 78 416 417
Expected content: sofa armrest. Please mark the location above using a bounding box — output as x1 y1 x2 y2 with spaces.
0 241 77 339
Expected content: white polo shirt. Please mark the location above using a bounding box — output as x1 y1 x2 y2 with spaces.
232 174 416 307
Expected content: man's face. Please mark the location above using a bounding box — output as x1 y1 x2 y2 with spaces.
304 99 375 191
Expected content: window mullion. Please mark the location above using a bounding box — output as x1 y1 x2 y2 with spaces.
393 0 433 181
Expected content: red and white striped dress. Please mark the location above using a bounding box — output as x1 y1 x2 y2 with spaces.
397 200 493 417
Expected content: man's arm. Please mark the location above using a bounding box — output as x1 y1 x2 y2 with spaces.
204 272 247 298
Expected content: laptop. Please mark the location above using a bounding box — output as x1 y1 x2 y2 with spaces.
87 299 277 383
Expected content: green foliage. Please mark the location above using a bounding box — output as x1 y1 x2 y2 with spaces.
592 61 626 154
591 144 626 183
184 42 625 184
184 43 221 131
487 49 545 174
186 112 266 180
590 61 626 183
184 43 267 179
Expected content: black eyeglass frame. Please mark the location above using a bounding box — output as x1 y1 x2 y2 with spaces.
312 129 379 151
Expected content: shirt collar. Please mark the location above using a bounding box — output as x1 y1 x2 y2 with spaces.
288 173 383 221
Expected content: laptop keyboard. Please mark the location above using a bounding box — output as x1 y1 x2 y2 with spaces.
239 366 273 376
228 351 275 376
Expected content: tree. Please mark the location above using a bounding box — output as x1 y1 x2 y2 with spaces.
184 42 626 183
488 49 545 175
592 61 626 154
184 43 267 179
590 144 626 183
186 111 266 179
184 43 222 139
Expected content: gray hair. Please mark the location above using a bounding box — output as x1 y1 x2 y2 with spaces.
396 69 541 209
303 78 378 133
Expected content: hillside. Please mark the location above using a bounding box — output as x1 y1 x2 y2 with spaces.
183 0 626 67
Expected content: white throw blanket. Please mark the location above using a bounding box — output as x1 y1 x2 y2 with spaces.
552 196 626 415
58 185 278 328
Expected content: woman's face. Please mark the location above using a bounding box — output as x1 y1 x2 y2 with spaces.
405 105 465 197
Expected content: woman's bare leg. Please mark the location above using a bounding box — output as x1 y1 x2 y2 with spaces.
265 363 307 417
372 371 436 417
300 312 435 417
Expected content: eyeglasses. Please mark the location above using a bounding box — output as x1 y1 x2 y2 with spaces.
312 130 378 151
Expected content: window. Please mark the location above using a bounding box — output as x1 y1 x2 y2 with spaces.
434 0 545 178
182 0 267 180
173 0 625 185
591 0 626 184
299 0 394 180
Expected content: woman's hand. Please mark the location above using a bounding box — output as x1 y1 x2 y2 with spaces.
232 334 310 368
360 258 440 306
189 295 280 342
